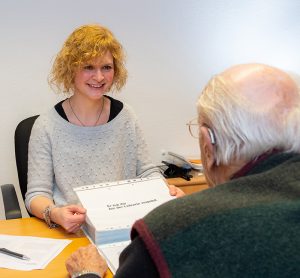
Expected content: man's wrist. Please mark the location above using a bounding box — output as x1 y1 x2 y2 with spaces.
71 270 101 278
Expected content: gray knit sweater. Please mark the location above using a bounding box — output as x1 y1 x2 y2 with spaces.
25 103 161 212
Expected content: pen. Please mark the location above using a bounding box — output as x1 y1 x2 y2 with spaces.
0 247 30 260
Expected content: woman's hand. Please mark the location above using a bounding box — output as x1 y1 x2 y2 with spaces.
168 184 185 197
66 244 108 278
51 205 87 233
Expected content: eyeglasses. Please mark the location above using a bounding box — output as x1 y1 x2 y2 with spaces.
186 118 216 145
186 118 199 138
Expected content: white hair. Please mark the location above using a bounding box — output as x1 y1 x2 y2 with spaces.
197 72 300 165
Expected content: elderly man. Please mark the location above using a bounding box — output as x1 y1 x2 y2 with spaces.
66 64 300 278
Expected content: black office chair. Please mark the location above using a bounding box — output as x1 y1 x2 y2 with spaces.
15 115 39 201
1 184 22 219
1 115 39 219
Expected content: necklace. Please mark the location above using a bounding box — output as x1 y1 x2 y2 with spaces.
68 97 105 127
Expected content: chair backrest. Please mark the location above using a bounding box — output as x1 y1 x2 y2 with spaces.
14 115 39 201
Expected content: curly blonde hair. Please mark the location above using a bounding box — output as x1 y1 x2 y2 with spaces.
49 24 127 95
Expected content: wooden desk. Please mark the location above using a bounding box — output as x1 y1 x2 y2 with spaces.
167 174 209 195
0 178 208 277
0 217 113 278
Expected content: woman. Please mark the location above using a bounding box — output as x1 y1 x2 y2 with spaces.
25 24 174 233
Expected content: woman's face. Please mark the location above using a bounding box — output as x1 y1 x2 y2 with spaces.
73 51 114 100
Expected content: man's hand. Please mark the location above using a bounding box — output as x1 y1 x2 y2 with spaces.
66 244 108 277
168 184 185 197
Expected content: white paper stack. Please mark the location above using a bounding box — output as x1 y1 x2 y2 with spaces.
74 176 175 274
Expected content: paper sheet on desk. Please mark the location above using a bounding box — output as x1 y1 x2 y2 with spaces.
0 235 71 271
97 241 130 274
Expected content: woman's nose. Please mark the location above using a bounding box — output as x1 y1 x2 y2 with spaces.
93 69 104 81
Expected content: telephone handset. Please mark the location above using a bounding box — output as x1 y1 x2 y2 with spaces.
165 151 203 171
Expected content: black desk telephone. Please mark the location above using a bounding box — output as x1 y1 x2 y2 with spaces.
162 161 193 181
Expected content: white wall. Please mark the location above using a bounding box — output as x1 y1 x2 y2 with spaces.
0 0 299 215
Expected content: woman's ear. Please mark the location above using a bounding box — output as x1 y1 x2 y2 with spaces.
199 126 216 170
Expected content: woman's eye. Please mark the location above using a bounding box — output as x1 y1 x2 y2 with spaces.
103 65 113 71
83 65 94 70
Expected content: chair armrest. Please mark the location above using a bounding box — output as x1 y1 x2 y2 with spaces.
1 184 22 219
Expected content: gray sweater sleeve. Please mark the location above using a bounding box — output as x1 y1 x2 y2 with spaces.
25 115 55 212
133 115 162 178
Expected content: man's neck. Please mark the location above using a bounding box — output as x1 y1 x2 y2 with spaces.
231 149 281 180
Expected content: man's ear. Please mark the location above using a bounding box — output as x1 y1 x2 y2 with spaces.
199 126 215 169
